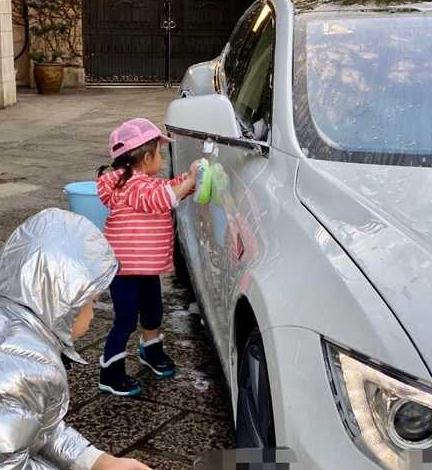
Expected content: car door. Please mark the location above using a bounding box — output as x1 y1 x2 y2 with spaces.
197 1 275 365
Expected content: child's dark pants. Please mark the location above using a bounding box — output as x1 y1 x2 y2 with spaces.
104 275 163 361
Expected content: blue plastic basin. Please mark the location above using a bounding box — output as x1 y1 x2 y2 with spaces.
64 181 109 232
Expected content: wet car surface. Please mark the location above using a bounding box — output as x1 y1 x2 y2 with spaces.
166 1 432 468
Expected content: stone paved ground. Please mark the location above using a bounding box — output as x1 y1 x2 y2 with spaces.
0 89 234 469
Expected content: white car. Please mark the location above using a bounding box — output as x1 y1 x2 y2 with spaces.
165 1 432 468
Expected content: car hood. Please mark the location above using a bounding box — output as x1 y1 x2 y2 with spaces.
297 158 432 373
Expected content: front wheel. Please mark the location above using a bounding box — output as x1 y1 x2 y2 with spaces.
235 328 276 448
173 231 192 288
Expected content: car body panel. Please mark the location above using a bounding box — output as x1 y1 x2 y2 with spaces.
167 94 241 138
297 158 432 374
179 59 218 97
168 130 431 383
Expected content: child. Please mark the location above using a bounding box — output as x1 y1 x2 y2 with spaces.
0 208 151 470
97 118 198 396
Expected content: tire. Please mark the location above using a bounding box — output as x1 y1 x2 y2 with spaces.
174 231 192 288
169 145 191 287
235 328 276 448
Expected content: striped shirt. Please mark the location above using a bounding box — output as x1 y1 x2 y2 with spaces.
97 169 188 275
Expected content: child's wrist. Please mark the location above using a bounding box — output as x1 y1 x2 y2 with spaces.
185 175 195 187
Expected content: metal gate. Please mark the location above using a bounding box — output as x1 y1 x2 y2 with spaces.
83 0 252 85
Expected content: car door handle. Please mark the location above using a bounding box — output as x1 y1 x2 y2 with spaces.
203 139 215 155
203 139 219 158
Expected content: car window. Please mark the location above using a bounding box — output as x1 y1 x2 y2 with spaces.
222 3 275 142
231 7 274 141
294 13 432 166
223 2 264 98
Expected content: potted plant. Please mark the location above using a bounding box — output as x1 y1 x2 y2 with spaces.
27 0 82 94
30 50 64 95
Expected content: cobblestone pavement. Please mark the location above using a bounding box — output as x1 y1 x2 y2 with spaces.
0 89 234 469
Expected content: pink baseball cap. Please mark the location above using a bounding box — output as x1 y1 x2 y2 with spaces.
109 118 173 160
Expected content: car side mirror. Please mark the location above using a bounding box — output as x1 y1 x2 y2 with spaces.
165 94 242 140
180 59 219 97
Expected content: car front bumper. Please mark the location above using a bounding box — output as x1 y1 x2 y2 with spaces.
262 326 381 470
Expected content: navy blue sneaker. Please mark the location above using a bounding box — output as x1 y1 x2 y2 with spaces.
139 337 176 378
99 357 141 397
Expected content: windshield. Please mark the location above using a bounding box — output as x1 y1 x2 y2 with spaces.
293 13 432 166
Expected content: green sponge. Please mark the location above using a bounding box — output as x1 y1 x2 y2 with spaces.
210 163 230 206
194 159 213 205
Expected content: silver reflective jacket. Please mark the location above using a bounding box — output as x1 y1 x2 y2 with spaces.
0 209 118 469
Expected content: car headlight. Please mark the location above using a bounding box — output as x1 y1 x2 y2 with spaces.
323 340 432 469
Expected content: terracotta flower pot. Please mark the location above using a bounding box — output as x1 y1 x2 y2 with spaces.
34 63 64 95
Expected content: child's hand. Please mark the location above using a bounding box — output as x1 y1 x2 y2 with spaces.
171 161 202 200
189 159 201 173
188 160 201 184
92 454 152 470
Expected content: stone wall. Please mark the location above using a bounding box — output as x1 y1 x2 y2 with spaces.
0 0 16 107
13 17 29 86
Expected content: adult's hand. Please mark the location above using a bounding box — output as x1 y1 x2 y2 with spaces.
92 453 152 470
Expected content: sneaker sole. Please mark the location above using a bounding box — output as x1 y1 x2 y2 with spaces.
139 357 176 378
98 383 142 397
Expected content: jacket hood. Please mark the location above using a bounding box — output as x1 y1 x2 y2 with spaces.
297 159 432 373
0 208 118 352
98 170 134 210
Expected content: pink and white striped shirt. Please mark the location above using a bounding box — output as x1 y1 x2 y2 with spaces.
97 169 187 275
